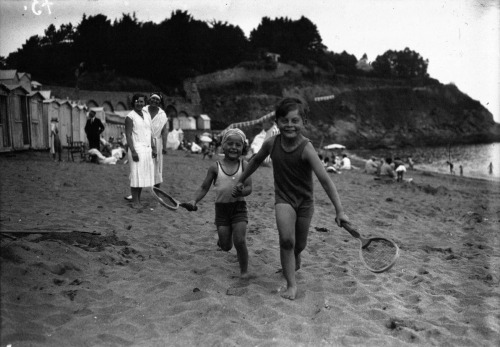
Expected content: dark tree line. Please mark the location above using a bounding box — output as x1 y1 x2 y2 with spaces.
4 11 429 91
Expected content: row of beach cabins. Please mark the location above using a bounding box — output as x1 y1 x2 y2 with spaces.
0 83 211 153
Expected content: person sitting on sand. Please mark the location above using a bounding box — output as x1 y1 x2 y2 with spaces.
185 128 253 278
339 154 351 170
324 156 340 174
232 97 349 300
379 158 396 180
364 156 379 175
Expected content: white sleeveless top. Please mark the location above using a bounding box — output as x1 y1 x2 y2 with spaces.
214 160 245 203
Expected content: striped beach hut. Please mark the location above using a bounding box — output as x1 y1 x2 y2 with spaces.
197 114 211 130
178 112 190 130
0 83 30 151
71 103 87 142
43 99 73 149
104 112 126 142
57 100 72 147
28 91 46 149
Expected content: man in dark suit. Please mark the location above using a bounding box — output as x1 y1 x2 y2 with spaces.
85 110 105 150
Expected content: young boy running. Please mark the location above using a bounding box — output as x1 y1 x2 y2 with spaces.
186 128 252 278
233 98 349 299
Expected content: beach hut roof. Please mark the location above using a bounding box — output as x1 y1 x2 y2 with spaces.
39 91 52 99
31 81 42 87
28 91 47 99
105 112 125 125
199 114 210 120
43 98 72 106
0 69 17 80
114 110 131 118
71 103 87 110
0 83 29 94
17 72 31 79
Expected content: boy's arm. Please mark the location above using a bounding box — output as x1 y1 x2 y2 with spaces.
187 164 217 207
303 143 348 226
239 160 253 197
233 136 274 195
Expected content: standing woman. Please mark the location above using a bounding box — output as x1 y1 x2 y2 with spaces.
50 117 62 162
125 94 156 208
144 92 168 188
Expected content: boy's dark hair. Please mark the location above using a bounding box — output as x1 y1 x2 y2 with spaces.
275 97 308 120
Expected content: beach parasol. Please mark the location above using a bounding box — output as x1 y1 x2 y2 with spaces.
200 135 212 143
323 144 346 150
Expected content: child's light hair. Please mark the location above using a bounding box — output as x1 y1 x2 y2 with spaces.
222 128 246 145
275 97 308 120
222 128 248 156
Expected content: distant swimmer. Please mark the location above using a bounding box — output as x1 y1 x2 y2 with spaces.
446 161 455 175
488 162 493 175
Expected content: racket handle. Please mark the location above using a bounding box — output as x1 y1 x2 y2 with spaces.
180 203 198 211
340 222 361 239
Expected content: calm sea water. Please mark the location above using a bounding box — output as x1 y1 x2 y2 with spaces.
351 142 500 182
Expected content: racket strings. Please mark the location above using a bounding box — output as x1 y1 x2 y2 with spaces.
154 189 178 208
361 239 398 271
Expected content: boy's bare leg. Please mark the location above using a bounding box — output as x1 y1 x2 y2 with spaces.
232 221 249 278
217 225 233 251
276 204 298 300
294 215 312 271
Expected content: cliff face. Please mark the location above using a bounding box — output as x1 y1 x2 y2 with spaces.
198 75 500 149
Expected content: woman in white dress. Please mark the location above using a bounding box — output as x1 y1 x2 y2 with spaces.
125 94 156 208
50 118 62 162
143 93 168 188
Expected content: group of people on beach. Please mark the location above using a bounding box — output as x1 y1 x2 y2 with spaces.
124 96 349 300
180 97 349 300
319 153 352 174
363 156 411 182
71 95 351 300
122 93 169 208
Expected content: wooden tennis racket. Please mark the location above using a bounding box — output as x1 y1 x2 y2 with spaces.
150 187 197 211
341 222 399 273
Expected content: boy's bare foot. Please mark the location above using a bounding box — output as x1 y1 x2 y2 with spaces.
280 285 297 300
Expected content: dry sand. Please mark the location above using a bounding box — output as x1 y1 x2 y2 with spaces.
1 150 499 346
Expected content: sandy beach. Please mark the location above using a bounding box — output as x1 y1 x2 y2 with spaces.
1 150 499 346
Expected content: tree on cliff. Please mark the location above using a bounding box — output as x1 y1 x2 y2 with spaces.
249 16 326 68
5 11 431 88
372 47 429 78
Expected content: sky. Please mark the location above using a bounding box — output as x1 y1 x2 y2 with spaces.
1 0 499 122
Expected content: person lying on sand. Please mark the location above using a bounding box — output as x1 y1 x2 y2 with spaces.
233 98 349 300
185 128 253 279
